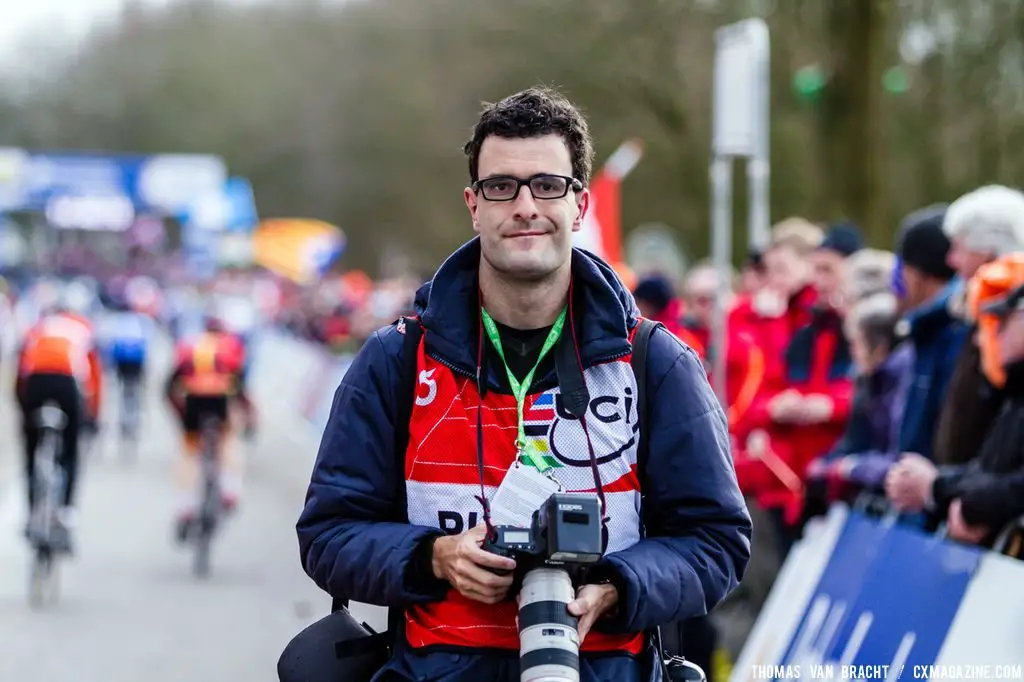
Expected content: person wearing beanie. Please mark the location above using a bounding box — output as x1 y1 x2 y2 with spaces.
632 274 706 356
933 185 1024 467
813 221 864 311
883 206 970 513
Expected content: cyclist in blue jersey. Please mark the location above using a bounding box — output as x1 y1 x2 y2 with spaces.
105 304 154 436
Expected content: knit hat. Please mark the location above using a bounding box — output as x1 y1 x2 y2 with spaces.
895 204 956 281
819 221 864 257
632 275 674 313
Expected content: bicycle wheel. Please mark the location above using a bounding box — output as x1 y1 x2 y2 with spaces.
28 429 64 608
29 545 58 608
192 419 221 578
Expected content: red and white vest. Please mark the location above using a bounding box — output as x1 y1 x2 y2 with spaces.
403 327 645 654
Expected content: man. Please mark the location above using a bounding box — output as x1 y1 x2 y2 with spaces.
632 273 706 356
892 205 968 461
103 301 154 436
887 256 1024 554
297 87 751 682
14 298 104 551
735 224 859 549
164 313 250 539
933 185 1024 466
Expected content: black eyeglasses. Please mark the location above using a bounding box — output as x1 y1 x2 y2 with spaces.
472 174 583 202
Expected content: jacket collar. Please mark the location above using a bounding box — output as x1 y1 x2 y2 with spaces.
900 278 960 342
415 238 637 376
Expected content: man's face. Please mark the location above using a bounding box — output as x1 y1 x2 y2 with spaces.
739 265 765 296
683 268 722 329
465 134 588 282
900 264 929 310
947 236 992 280
763 245 807 297
810 249 846 305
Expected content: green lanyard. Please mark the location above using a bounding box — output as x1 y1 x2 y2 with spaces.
480 306 567 472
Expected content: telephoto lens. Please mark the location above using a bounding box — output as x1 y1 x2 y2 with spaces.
517 568 580 682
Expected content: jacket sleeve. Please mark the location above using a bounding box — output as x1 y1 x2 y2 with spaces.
823 378 854 423
296 326 448 607
826 386 870 457
957 467 1024 529
594 329 752 634
726 332 766 437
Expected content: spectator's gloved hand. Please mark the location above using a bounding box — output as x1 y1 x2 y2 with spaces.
947 498 990 544
884 453 937 513
798 394 834 424
768 389 805 424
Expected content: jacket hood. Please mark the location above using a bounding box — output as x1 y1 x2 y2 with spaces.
414 237 638 375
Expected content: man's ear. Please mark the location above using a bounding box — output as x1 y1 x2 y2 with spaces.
466 187 480 233
571 188 591 233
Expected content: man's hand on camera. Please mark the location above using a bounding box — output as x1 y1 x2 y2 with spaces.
568 582 619 644
431 524 517 604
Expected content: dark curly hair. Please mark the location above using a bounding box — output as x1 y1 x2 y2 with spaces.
463 87 594 186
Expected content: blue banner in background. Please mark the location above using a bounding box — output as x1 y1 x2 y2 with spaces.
9 150 227 214
776 513 981 676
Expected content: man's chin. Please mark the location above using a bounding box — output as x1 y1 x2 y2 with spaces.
488 256 560 282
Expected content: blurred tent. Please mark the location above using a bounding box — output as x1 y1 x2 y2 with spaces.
252 218 346 285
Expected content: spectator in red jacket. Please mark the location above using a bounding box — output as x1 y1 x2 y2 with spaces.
735 223 862 550
633 274 706 357
681 261 765 436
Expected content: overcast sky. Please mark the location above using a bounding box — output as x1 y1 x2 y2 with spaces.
1 0 164 64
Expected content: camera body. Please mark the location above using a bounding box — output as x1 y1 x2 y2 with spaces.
483 493 604 682
482 493 604 574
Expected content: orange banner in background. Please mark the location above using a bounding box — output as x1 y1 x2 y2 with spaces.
252 218 345 284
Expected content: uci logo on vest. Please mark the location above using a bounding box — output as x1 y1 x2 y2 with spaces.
523 362 639 470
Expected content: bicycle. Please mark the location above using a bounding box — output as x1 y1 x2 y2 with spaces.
192 413 224 578
27 402 70 608
118 371 142 461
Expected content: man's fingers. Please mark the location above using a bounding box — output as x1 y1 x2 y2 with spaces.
464 542 517 571
575 612 597 644
459 559 514 589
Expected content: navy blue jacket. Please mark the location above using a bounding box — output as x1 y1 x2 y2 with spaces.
296 239 751 635
897 280 969 460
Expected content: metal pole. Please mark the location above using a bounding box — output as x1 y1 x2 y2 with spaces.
710 156 732 406
748 157 770 251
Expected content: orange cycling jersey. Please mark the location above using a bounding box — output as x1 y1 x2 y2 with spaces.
18 312 103 418
173 332 246 397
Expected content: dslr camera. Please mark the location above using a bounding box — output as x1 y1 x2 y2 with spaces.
482 493 603 682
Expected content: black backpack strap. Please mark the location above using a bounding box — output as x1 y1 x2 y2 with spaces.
631 318 661 473
330 316 423 616
394 316 424 476
631 318 679 675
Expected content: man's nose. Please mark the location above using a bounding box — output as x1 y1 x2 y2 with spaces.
512 186 540 222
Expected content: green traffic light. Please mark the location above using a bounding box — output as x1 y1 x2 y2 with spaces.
793 64 825 101
883 66 909 94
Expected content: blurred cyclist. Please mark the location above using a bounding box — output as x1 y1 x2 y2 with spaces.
164 311 253 541
13 295 104 552
105 301 154 437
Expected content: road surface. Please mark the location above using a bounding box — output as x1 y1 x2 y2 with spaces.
0 332 384 682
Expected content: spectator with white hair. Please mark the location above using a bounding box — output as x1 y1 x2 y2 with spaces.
843 248 897 307
934 184 1024 466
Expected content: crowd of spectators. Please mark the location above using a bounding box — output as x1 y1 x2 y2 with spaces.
629 185 1024 672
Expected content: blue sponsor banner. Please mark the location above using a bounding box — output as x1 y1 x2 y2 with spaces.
776 513 981 675
12 150 226 214
222 177 258 233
